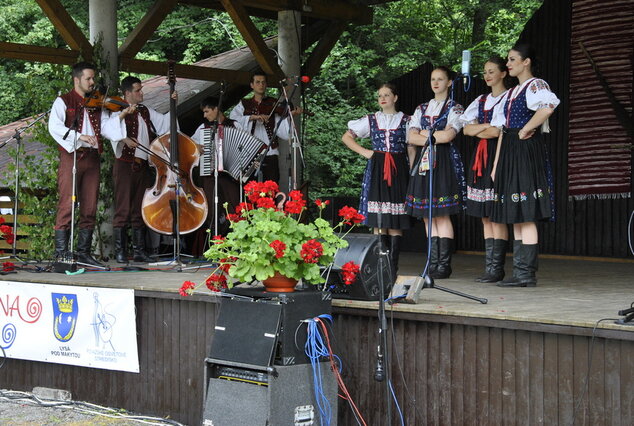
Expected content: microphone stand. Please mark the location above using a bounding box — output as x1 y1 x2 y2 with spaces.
405 99 486 304
274 78 305 191
0 111 49 263
372 213 393 424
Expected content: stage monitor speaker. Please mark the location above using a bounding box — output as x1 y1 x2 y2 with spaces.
327 233 392 301
202 362 337 426
210 291 332 366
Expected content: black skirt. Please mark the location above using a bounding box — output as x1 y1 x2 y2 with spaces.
491 129 552 223
405 144 463 219
360 151 412 229
465 137 498 218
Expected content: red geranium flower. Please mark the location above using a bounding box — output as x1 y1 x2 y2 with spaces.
234 202 253 216
211 235 225 244
300 239 323 264
315 199 330 208
179 280 196 297
288 190 303 201
269 240 287 258
341 261 360 285
256 197 276 209
205 273 228 292
284 199 305 215
2 262 15 272
338 206 365 225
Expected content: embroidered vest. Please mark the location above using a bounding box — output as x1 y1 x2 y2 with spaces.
121 104 156 162
368 113 408 153
60 90 102 153
241 97 278 149
504 79 536 129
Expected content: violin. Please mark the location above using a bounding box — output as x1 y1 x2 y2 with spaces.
84 90 130 112
257 98 314 118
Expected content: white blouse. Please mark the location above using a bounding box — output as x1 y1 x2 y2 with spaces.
459 91 508 124
490 78 560 130
408 99 464 133
347 111 407 139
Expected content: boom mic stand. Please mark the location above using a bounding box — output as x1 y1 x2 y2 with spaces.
0 111 49 263
275 78 305 191
405 128 486 304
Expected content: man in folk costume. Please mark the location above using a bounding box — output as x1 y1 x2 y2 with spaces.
229 72 301 183
191 97 240 236
48 62 127 267
109 76 174 263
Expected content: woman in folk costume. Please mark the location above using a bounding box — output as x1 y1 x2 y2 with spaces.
342 83 411 279
489 44 560 287
460 56 514 283
405 66 466 279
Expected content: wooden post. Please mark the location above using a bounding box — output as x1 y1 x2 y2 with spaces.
278 10 302 192
89 0 118 87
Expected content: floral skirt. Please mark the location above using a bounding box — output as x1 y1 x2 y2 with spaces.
405 143 465 219
466 137 498 218
359 151 412 229
491 130 553 224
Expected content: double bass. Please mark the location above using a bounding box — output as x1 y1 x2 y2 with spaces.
141 62 207 236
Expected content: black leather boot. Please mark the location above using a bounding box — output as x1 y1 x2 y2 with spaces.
426 236 439 276
479 239 508 283
132 227 154 262
76 228 105 267
389 235 402 281
497 240 522 286
475 238 494 282
54 230 69 260
430 237 453 279
502 243 538 287
113 227 128 264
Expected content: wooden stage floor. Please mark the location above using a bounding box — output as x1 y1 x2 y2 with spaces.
3 251 633 334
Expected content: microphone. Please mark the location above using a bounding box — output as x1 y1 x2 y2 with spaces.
461 49 471 86
618 307 634 316
374 345 385 382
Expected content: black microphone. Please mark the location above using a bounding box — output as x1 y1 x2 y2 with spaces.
461 49 471 87
618 307 634 316
374 345 385 382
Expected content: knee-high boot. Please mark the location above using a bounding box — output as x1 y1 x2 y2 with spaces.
76 228 105 267
475 238 494 282
479 239 508 283
426 236 439 276
54 230 69 260
498 243 538 287
389 235 402 281
132 227 154 262
113 227 128 264
497 240 521 286
430 237 453 279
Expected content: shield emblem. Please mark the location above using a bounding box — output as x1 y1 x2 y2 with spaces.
52 293 78 342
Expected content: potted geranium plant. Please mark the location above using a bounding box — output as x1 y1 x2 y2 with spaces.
179 181 363 295
0 217 16 273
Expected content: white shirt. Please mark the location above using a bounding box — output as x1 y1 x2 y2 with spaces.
48 97 124 153
459 91 508 124
347 111 408 138
110 106 172 160
490 78 560 131
229 100 290 156
408 99 464 133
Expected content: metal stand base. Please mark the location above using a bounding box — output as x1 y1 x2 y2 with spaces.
405 274 487 304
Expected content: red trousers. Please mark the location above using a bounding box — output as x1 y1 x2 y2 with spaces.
55 149 100 230
113 159 152 228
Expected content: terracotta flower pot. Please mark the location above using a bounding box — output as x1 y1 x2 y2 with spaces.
262 272 298 292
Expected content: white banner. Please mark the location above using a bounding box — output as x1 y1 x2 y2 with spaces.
0 281 139 373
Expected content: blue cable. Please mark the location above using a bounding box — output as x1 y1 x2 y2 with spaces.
305 316 335 426
389 380 405 426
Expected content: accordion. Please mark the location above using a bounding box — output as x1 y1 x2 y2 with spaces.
200 126 268 182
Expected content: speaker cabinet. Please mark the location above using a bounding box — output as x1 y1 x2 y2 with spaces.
202 362 337 426
327 233 392 301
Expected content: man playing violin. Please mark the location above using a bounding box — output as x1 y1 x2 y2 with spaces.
48 62 128 267
230 72 302 184
109 75 175 264
191 97 240 238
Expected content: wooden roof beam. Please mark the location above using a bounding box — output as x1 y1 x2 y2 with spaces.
120 58 255 86
303 21 347 79
119 0 178 59
219 0 285 79
35 0 92 57
0 42 79 65
179 0 372 24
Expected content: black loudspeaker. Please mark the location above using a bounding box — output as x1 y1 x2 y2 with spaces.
327 233 392 301
202 362 337 425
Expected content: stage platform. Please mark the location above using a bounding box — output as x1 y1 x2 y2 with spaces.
5 252 633 333
1 252 633 425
